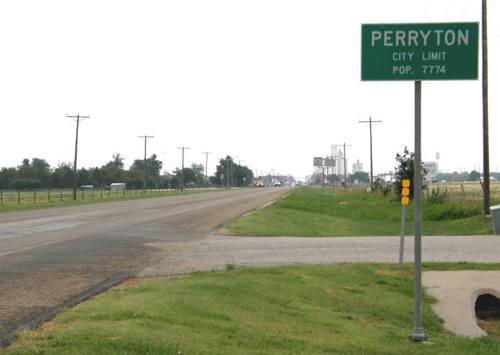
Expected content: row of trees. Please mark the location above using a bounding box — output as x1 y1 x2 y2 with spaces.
0 155 254 190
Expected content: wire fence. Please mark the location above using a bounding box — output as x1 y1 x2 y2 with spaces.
426 182 500 204
0 187 221 207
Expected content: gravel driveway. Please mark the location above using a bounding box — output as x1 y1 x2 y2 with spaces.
140 235 500 277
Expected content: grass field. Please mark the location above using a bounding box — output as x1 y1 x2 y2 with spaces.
5 264 500 354
0 188 220 213
226 187 496 236
428 181 500 202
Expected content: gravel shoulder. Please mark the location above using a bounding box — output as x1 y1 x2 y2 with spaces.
140 235 500 277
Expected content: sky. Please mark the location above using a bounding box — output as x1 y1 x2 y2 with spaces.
0 0 498 181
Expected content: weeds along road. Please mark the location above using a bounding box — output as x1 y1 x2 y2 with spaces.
0 187 291 345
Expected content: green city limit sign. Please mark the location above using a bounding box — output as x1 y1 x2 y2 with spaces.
362 22 479 81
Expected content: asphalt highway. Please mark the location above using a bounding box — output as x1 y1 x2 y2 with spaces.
0 187 290 345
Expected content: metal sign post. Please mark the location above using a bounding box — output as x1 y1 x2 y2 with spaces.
361 22 479 343
410 80 427 342
399 179 411 272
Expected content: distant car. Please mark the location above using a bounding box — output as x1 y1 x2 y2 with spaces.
273 182 281 187
255 181 264 187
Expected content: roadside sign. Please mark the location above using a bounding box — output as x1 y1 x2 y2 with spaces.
362 22 479 81
401 179 411 206
313 157 324 167
324 158 336 167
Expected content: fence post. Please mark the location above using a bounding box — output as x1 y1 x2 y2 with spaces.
91 189 94 199
34 190 36 203
0 190 3 206
60 188 63 201
48 189 51 202
82 189 85 200
18 190 21 204
100 189 103 199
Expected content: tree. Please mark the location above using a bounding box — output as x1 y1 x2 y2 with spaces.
394 146 426 198
214 156 253 187
327 174 340 185
214 156 234 187
127 154 162 188
348 171 369 184
0 168 17 189
52 163 73 188
467 170 481 181
100 153 126 185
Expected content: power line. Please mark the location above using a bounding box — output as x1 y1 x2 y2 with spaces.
67 113 90 200
138 135 154 190
422 0 433 19
459 0 474 19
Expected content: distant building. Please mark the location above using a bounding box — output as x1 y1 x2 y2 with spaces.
423 162 438 182
330 145 348 178
352 159 363 173
110 183 126 191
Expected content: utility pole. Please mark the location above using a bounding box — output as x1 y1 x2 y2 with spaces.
337 143 351 186
482 0 491 217
359 117 382 191
202 152 212 186
138 135 154 190
67 113 90 200
233 156 239 187
177 147 190 191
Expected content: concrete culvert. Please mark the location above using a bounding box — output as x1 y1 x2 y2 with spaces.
475 293 500 336
476 294 500 320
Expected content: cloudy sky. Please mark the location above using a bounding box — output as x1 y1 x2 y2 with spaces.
0 0 498 180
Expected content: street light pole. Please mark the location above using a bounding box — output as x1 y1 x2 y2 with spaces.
359 117 382 190
67 113 90 200
481 0 491 217
202 152 212 187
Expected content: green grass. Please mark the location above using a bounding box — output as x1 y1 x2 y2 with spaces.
0 188 219 213
5 264 500 354
226 187 493 236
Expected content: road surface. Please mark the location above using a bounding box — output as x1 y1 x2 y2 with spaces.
0 188 290 345
2 187 500 346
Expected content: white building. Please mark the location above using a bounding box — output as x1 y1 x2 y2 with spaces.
423 161 438 182
352 159 363 173
330 145 348 177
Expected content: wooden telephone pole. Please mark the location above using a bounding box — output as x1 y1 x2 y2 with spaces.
67 113 90 200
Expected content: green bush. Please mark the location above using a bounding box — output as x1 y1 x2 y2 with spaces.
424 202 481 221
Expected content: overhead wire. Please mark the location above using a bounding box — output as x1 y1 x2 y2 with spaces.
459 0 474 19
422 0 433 19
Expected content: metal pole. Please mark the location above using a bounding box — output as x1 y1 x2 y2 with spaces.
482 0 491 217
399 205 407 272
369 120 373 188
411 80 427 342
